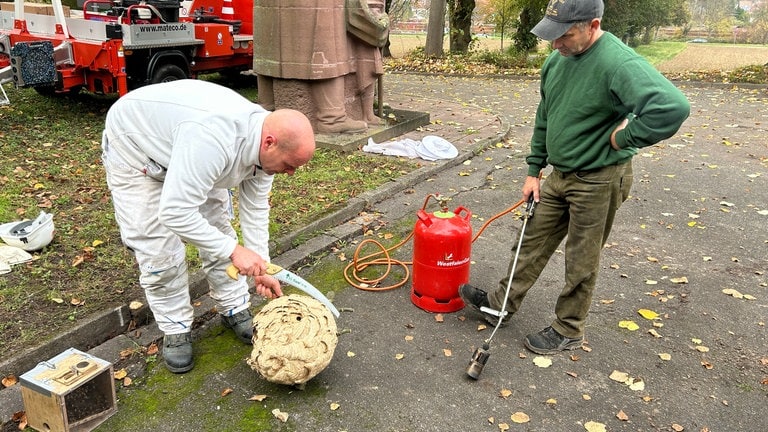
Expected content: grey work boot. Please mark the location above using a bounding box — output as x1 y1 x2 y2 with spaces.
459 284 509 327
163 332 193 374
524 326 583 355
221 309 254 344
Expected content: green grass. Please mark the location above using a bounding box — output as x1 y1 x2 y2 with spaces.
633 41 687 66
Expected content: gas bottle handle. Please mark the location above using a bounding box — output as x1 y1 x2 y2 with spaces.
454 206 472 221
416 209 432 227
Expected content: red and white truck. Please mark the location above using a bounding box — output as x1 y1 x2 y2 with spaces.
0 0 254 102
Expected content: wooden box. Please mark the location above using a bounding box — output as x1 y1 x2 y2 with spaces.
20 348 117 432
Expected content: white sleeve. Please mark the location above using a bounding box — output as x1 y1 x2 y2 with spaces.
238 173 274 262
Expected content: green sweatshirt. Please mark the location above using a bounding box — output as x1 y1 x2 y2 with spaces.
527 32 690 177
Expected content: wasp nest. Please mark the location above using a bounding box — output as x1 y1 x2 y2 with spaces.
247 294 338 385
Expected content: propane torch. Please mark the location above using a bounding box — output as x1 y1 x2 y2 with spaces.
466 196 535 380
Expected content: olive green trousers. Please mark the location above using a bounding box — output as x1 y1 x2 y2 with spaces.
488 161 633 338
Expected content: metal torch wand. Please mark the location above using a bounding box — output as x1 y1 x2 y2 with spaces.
466 196 536 380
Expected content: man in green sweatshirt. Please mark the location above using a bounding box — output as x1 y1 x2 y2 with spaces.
460 0 690 354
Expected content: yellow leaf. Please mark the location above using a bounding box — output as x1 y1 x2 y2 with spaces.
670 276 688 284
658 353 672 361
546 398 557 405
395 353 404 360
92 239 104 247
114 369 128 380
499 388 512 399
51 297 64 304
510 412 530 424
619 320 639 331
695 345 710 353
347 351 355 357
645 279 658 285
687 221 697 227
722 288 743 298
443 348 452 357
248 394 268 402
638 309 659 320
531 356 552 368
498 423 510 431
584 420 607 432
330 402 340 411
34 183 45 190
628 379 645 391
609 370 630 382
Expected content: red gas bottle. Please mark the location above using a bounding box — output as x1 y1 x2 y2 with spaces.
411 205 472 313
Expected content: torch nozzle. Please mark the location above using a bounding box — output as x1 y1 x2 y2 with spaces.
466 346 491 380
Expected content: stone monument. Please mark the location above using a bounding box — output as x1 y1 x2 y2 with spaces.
253 0 389 134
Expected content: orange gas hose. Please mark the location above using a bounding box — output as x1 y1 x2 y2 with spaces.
343 195 527 291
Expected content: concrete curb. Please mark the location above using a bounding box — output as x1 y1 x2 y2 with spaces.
0 110 512 424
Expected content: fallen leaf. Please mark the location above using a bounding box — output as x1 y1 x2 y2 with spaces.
616 410 629 421
546 398 557 405
628 379 645 391
443 349 452 357
146 343 158 356
395 353 404 360
672 423 685 431
638 309 659 320
584 420 607 432
619 320 640 331
533 356 552 368
404 335 414 341
695 345 710 353
609 370 630 382
330 402 340 411
499 388 512 399
648 329 663 338
249 394 268 401
498 423 510 431
645 279 658 285
435 314 444 323
347 351 356 357
123 376 132 386
221 388 233 397
670 276 688 284
477 324 487 331
722 288 744 298
2 376 17 388
658 353 672 361
272 408 289 422
510 412 530 423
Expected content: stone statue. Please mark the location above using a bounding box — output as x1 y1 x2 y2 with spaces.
253 0 389 134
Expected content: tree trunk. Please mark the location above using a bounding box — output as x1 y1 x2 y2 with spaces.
448 0 475 54
426 0 447 57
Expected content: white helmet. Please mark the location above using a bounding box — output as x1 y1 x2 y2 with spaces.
0 211 55 251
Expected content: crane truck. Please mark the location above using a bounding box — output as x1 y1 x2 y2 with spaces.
0 0 254 104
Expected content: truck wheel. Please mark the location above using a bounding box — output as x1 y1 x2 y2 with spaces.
151 64 187 84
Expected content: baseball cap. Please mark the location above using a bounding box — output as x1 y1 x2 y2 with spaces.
531 0 604 41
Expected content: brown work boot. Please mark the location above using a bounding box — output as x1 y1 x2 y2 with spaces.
315 118 367 134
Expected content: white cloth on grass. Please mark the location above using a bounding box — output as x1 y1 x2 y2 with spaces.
0 245 33 275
